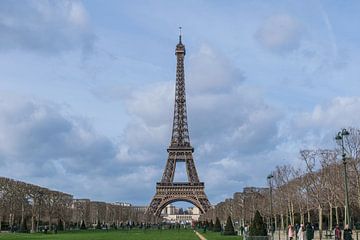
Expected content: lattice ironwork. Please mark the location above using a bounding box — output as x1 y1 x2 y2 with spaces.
147 31 211 216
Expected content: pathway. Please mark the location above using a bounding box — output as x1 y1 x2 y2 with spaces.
194 230 207 240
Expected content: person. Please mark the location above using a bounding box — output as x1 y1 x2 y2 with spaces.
244 224 249 239
297 224 305 240
306 222 314 240
288 224 295 240
240 225 244 236
295 224 300 236
344 224 352 240
334 224 341 240
203 224 207 233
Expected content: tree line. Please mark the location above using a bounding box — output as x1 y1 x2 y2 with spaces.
200 128 360 237
0 177 148 232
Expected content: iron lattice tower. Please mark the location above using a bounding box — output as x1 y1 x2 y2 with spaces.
147 31 211 216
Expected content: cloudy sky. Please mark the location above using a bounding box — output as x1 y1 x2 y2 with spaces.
1 0 360 205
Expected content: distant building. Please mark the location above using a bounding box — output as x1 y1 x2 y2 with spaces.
114 202 132 207
164 204 176 215
162 204 200 223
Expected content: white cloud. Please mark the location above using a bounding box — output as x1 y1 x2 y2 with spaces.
68 1 89 27
255 14 303 53
0 94 117 182
113 82 174 164
189 85 281 155
126 83 173 127
0 94 166 203
188 45 244 93
0 0 94 54
295 97 360 129
0 92 131 199
279 97 360 149
260 96 360 175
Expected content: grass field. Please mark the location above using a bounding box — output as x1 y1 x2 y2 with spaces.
0 229 198 240
0 229 244 240
203 231 243 240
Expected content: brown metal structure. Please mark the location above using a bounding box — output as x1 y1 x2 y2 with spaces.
147 31 211 216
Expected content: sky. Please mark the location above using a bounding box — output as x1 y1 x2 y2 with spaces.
1 0 360 206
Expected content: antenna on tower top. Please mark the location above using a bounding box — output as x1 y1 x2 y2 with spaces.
179 27 182 43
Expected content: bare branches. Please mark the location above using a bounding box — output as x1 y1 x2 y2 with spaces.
0 176 146 231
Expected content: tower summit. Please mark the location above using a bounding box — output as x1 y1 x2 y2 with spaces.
170 27 191 150
147 30 211 216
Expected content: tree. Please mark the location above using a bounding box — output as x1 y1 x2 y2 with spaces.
204 220 209 228
213 217 222 232
58 219 64 231
249 210 267 236
20 217 28 232
208 219 214 231
96 220 102 229
224 216 235 235
80 220 87 229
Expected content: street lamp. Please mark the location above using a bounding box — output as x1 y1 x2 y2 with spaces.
267 174 274 239
335 128 351 227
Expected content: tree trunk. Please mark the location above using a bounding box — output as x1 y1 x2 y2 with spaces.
36 209 40 232
319 206 323 240
291 202 295 225
30 199 36 233
31 215 35 233
307 209 311 223
281 213 284 230
357 176 360 210
9 213 13 227
344 204 347 226
335 206 339 225
329 204 333 231
288 202 292 225
300 210 304 225
49 214 52 229
20 202 25 231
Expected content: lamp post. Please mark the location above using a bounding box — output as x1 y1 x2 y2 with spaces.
335 128 351 227
268 174 274 239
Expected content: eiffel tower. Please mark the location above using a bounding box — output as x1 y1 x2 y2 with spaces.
147 30 211 216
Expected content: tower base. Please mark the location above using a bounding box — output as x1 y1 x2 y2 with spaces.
147 182 211 216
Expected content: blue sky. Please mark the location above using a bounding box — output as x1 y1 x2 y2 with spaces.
1 0 360 205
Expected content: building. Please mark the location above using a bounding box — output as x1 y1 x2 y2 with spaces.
162 204 201 223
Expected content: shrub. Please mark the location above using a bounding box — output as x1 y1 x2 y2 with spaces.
20 218 28 232
58 219 64 231
213 217 222 232
249 210 267 236
96 220 102 229
224 216 236 235
209 219 214 231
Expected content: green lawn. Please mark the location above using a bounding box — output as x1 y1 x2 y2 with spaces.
202 231 243 240
0 229 198 240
